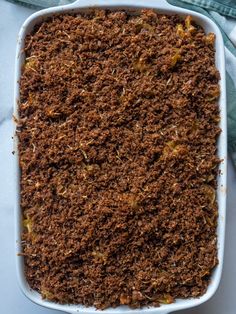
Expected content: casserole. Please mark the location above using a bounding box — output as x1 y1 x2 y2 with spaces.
13 0 227 313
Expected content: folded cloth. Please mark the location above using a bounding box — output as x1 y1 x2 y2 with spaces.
8 0 236 166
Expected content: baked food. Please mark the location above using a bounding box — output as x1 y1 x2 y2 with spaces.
19 9 220 309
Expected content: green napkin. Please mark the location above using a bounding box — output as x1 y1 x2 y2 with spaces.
8 0 236 166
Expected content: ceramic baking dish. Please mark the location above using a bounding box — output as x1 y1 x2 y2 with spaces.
13 0 227 313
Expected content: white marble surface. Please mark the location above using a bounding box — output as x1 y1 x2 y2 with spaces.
0 1 236 313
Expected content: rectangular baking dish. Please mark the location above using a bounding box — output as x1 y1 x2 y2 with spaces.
13 0 227 313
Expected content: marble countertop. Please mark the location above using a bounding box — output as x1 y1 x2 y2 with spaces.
1 1 236 313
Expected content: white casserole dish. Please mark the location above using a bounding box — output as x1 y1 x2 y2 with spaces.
13 0 227 313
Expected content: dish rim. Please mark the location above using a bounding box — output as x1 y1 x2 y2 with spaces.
13 1 227 313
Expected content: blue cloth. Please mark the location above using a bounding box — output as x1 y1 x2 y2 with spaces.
178 0 236 17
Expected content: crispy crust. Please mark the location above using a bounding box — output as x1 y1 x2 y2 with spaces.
19 9 220 309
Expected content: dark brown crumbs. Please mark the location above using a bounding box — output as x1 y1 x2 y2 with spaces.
19 9 221 309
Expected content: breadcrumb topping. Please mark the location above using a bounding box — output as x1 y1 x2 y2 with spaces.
19 9 220 309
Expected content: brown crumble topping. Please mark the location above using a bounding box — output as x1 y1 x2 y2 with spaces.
19 9 220 309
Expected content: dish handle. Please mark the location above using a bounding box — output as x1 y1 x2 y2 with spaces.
65 312 171 314
67 0 174 9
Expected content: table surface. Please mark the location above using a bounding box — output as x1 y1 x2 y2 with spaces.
1 1 236 313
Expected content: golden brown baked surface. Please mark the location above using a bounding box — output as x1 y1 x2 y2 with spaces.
19 9 220 309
